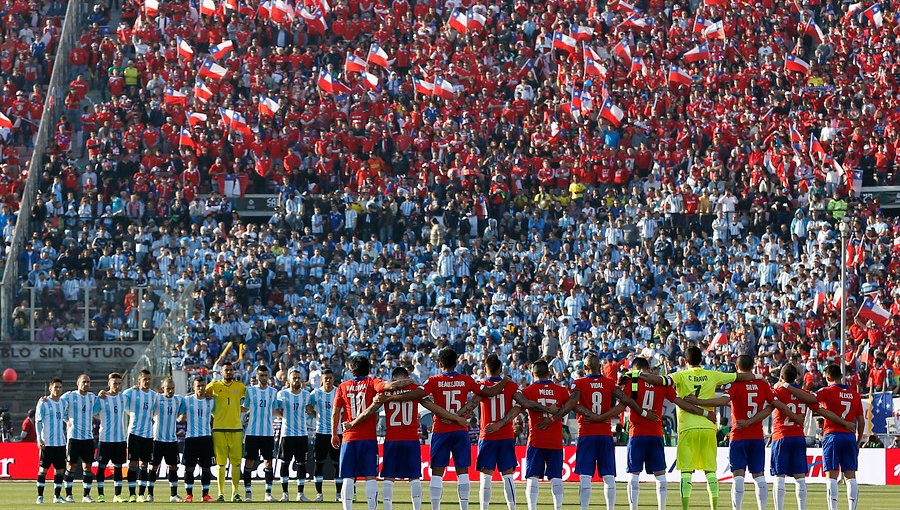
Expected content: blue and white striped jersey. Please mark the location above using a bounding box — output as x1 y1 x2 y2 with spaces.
309 387 336 435
36 397 67 447
153 395 184 443
94 393 127 443
122 388 159 438
61 391 97 441
276 388 311 437
244 385 279 437
179 396 214 438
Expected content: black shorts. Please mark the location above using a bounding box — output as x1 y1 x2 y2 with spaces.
98 442 127 466
127 434 154 462
280 436 309 465
66 439 95 465
314 433 340 463
183 436 215 468
152 441 180 467
245 435 275 462
40 446 67 470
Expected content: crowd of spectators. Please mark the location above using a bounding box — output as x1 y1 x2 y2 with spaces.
11 0 900 419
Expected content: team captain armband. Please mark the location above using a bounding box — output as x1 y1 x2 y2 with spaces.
660 375 674 387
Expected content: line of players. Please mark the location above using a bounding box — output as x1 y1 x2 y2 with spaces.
34 366 343 504
35 346 864 510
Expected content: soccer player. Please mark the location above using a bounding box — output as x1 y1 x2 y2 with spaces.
35 378 67 504
636 345 762 510
309 368 341 502
348 365 466 510
93 372 127 503
769 364 813 510
275 368 313 502
60 373 98 503
206 361 247 502
243 365 279 502
180 376 215 503
377 348 509 510
778 364 864 510
619 357 716 510
687 355 804 510
122 370 158 502
148 377 184 502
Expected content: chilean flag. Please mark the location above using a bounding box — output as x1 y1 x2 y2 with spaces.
164 87 187 105
362 71 380 91
858 297 891 327
467 9 486 30
367 43 389 68
706 324 729 353
552 32 577 53
863 4 883 27
187 112 208 127
449 9 468 33
433 77 456 99
599 98 624 127
413 77 434 94
259 95 280 116
789 125 805 152
145 0 159 16
612 0 639 14
193 81 213 103
570 24 594 41
299 7 327 31
683 43 710 63
199 60 228 80
345 52 367 73
809 133 826 161
257 0 271 18
703 20 726 39
801 19 827 43
693 15 712 34
0 112 14 129
200 0 217 17
620 15 652 30
614 38 632 66
219 108 252 135
584 55 607 78
179 127 195 148
177 38 194 60
581 89 594 112
784 54 810 74
271 0 295 23
317 69 350 94
629 55 647 76
813 291 827 313
668 64 693 86
210 40 234 60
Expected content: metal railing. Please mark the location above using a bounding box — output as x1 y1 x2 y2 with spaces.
129 282 196 383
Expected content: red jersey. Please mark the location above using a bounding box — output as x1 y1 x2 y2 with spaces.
725 380 774 441
335 376 385 442
422 372 480 434
571 375 618 436
816 384 862 436
521 381 570 449
382 383 420 443
478 378 519 440
771 385 810 441
623 378 677 437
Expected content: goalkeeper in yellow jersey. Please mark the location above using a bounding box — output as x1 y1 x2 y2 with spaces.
206 362 247 502
633 346 762 510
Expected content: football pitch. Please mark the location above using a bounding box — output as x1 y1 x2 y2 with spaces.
4 480 900 509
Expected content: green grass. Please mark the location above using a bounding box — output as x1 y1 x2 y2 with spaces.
6 480 899 509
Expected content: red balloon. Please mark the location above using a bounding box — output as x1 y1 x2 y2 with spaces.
2 368 17 383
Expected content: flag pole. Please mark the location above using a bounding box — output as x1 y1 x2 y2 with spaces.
839 217 849 384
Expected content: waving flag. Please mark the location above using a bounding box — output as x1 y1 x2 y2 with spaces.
179 127 195 148
784 54 810 74
223 0 238 13
257 0 271 18
581 88 594 112
693 15 712 34
599 98 624 127
200 0 217 16
193 81 213 103
703 20 726 39
0 112 13 129
863 4 883 27
584 55 607 78
219 108 252 135
177 38 194 60
259 95 280 116
362 71 380 91
413 77 434 94
683 43 710 63
801 19 827 43
620 15 653 30
843 2 863 23
612 0 639 14
433 77 456 99
298 7 327 31
552 32 577 53
570 24 594 41
706 324 729 353
187 112 208 127
668 65 693 86
164 87 187 105
367 43 389 68
271 0 295 23
613 38 632 66
467 9 486 30
629 55 647 76
809 133 826 161
210 40 234 60
199 60 228 80
317 70 350 94
857 297 891 327
449 9 468 33
345 52 367 73
145 0 159 16
789 125 805 152
813 291 827 312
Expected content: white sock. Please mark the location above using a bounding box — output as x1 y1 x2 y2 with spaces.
501 473 516 510
457 473 470 510
602 475 616 510
846 478 858 510
430 475 444 510
550 478 564 510
655 474 667 510
411 479 423 510
627 474 640 510
365 479 378 510
579 474 592 510
732 475 745 510
479 473 491 510
525 478 538 510
341 479 355 510
827 479 838 510
754 476 768 510
383 480 394 510
774 477 786 510
795 478 807 510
